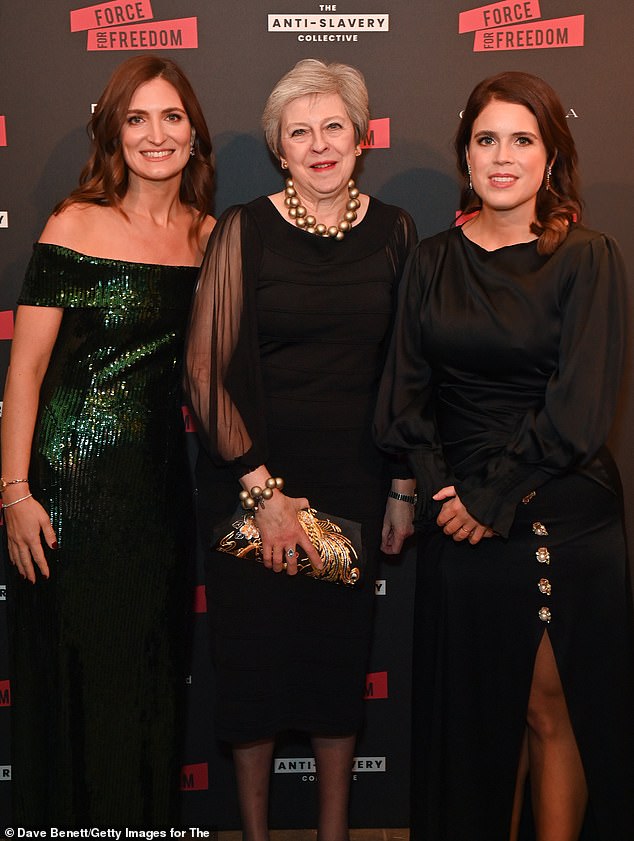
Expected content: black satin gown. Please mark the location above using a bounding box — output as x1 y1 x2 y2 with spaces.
375 224 634 841
7 244 197 828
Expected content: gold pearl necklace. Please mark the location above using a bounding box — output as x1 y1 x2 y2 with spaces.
284 178 361 240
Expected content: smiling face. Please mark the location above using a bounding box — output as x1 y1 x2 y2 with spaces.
279 92 358 205
466 99 549 222
120 76 193 186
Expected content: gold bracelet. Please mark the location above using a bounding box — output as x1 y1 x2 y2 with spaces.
0 477 29 494
1 493 33 509
239 477 285 511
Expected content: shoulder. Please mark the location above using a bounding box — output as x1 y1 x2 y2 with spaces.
557 224 621 258
369 196 415 230
552 225 625 281
38 202 109 250
413 226 456 261
198 213 217 252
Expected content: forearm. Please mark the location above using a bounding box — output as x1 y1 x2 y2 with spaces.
1 366 42 499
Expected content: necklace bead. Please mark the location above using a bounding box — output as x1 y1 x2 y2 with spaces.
284 178 360 239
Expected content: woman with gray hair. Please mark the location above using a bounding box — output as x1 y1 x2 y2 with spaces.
185 59 416 839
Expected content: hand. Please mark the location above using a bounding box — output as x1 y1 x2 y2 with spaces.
4 495 57 582
254 491 323 575
433 485 494 545
381 496 415 555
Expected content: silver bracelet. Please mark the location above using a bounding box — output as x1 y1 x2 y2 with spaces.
388 490 418 505
1 493 33 509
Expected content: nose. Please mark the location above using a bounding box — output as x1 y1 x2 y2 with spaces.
494 140 513 164
311 128 328 154
146 116 167 145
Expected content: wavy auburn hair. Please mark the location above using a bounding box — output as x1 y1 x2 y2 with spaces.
56 55 214 243
455 71 581 255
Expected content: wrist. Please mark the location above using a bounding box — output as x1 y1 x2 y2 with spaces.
388 489 418 505
0 477 30 496
239 476 285 511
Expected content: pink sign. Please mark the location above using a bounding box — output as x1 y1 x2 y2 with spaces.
365 671 388 699
0 310 14 340
360 117 390 150
180 762 209 791
0 116 6 147
474 14 584 50
459 0 541 34
70 0 153 32
87 17 198 50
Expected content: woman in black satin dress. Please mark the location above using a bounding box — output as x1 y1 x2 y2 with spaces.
375 71 634 841
1 56 214 828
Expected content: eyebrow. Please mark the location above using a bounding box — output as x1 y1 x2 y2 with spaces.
473 129 540 138
126 106 187 115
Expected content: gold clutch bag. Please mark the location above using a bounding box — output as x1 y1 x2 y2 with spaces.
212 507 363 586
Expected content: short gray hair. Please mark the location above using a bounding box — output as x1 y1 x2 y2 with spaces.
262 59 370 159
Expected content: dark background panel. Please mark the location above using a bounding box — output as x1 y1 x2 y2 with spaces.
1 0 632 829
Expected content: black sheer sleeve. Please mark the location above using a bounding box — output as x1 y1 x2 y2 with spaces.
381 209 419 481
184 205 267 472
374 236 456 518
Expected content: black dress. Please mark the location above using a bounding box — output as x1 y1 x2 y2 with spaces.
7 244 197 828
374 225 634 840
185 196 416 742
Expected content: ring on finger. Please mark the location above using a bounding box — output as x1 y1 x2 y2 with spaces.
460 525 471 533
285 547 296 558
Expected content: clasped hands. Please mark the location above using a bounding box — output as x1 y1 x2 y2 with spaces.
434 485 494 545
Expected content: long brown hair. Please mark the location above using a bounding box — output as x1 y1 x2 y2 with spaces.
455 71 581 254
55 55 214 244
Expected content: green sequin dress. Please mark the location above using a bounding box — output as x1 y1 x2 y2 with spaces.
8 244 197 829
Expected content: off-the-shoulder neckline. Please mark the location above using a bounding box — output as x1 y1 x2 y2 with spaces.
35 241 199 270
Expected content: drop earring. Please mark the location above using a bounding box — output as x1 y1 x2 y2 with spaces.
545 164 552 191
280 158 288 170
467 164 473 191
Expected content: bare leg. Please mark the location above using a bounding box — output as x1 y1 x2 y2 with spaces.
311 733 356 841
509 728 529 841
233 738 275 841
526 633 587 841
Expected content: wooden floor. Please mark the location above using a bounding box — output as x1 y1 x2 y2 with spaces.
216 832 409 840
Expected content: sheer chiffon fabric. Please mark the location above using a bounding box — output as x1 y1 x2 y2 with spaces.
185 197 417 740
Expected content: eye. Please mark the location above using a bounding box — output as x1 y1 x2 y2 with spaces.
166 112 184 122
126 115 143 125
515 135 533 146
289 128 308 138
476 135 495 146
326 122 343 131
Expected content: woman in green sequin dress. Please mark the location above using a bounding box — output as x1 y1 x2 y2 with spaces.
0 56 214 829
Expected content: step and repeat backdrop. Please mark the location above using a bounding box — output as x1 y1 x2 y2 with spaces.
1 0 633 830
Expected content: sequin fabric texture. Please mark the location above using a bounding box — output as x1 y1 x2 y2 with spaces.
8 243 197 828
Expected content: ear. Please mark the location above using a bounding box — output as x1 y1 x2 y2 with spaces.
190 128 196 144
464 145 471 167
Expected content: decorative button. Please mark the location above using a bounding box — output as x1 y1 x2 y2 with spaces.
539 607 552 623
538 578 552 595
536 547 550 564
532 521 548 536
522 491 536 504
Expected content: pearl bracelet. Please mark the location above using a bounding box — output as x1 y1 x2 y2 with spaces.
388 490 418 505
2 492 33 509
239 477 285 511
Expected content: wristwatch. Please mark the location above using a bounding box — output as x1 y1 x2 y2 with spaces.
388 490 418 505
